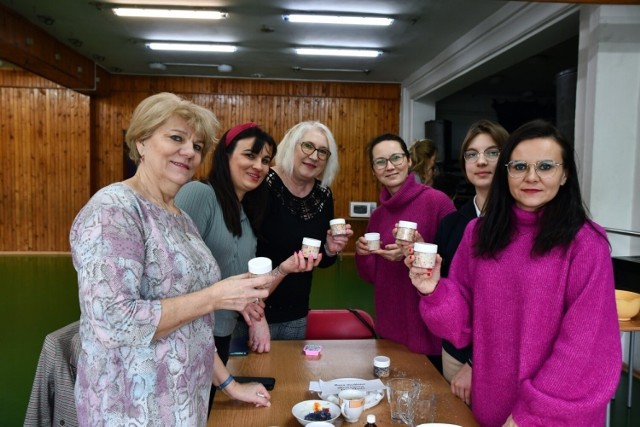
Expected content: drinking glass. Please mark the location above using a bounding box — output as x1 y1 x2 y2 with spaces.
387 378 420 423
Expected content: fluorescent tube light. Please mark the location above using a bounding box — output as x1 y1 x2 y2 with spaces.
295 48 381 58
284 14 393 26
146 43 237 53
113 8 227 20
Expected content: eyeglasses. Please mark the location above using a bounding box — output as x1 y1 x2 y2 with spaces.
372 153 407 170
463 148 500 162
300 141 331 160
506 160 563 178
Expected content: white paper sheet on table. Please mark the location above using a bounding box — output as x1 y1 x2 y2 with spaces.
308 378 385 394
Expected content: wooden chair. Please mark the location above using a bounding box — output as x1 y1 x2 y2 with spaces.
306 309 377 340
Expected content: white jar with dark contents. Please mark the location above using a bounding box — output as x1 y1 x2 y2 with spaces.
373 355 390 378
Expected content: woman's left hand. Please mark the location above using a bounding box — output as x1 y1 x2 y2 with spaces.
240 298 265 326
451 363 472 405
325 224 354 254
225 381 271 407
405 250 442 294
248 317 271 353
502 415 518 427
376 243 404 262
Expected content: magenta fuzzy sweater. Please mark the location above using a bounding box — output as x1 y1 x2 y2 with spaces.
422 206 621 426
356 174 455 354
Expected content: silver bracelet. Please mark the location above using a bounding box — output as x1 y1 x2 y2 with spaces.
272 264 286 277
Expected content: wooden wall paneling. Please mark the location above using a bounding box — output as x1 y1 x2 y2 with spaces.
1 70 399 251
0 69 90 251
90 75 400 253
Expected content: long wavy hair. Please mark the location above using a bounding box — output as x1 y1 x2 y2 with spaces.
207 126 277 236
475 119 591 257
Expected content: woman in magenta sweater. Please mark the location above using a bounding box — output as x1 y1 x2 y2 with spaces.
355 133 455 367
406 120 620 426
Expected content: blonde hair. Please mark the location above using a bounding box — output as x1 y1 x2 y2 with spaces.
274 121 339 187
125 92 220 165
409 139 438 183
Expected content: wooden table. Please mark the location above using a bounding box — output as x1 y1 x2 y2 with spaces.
208 339 478 426
619 314 640 408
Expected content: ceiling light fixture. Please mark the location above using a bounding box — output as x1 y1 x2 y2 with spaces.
154 62 234 72
292 66 371 74
112 8 227 20
295 48 381 58
146 43 237 53
284 14 393 26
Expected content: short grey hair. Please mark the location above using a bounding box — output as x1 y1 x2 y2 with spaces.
274 121 339 187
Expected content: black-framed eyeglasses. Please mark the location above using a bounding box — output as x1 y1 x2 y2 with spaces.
463 148 500 163
505 160 563 179
300 141 331 160
372 153 406 170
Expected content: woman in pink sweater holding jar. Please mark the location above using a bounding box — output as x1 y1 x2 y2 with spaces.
406 120 621 427
355 133 455 370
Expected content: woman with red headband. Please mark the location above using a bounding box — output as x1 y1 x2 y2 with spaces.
176 122 318 408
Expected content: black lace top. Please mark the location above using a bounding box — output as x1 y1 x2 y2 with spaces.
257 169 337 323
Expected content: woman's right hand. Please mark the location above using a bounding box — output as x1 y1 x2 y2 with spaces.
405 250 442 295
208 273 270 312
279 250 320 275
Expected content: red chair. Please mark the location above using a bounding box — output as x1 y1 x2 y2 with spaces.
306 309 377 340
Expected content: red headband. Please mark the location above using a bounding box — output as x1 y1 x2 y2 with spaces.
224 122 259 147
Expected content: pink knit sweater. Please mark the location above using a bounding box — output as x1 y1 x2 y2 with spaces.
356 174 455 354
421 207 621 426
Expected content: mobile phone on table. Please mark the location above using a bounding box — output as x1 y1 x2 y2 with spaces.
234 376 276 390
228 336 248 356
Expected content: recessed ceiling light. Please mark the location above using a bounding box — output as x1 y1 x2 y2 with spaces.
295 48 381 58
113 8 227 20
284 14 393 26
146 43 237 53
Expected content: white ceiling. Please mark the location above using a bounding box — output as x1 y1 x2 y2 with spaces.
0 0 515 83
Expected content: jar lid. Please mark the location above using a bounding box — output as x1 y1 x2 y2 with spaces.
365 232 380 240
398 220 417 229
329 218 346 225
413 242 438 253
248 257 272 275
373 355 390 367
302 237 321 247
